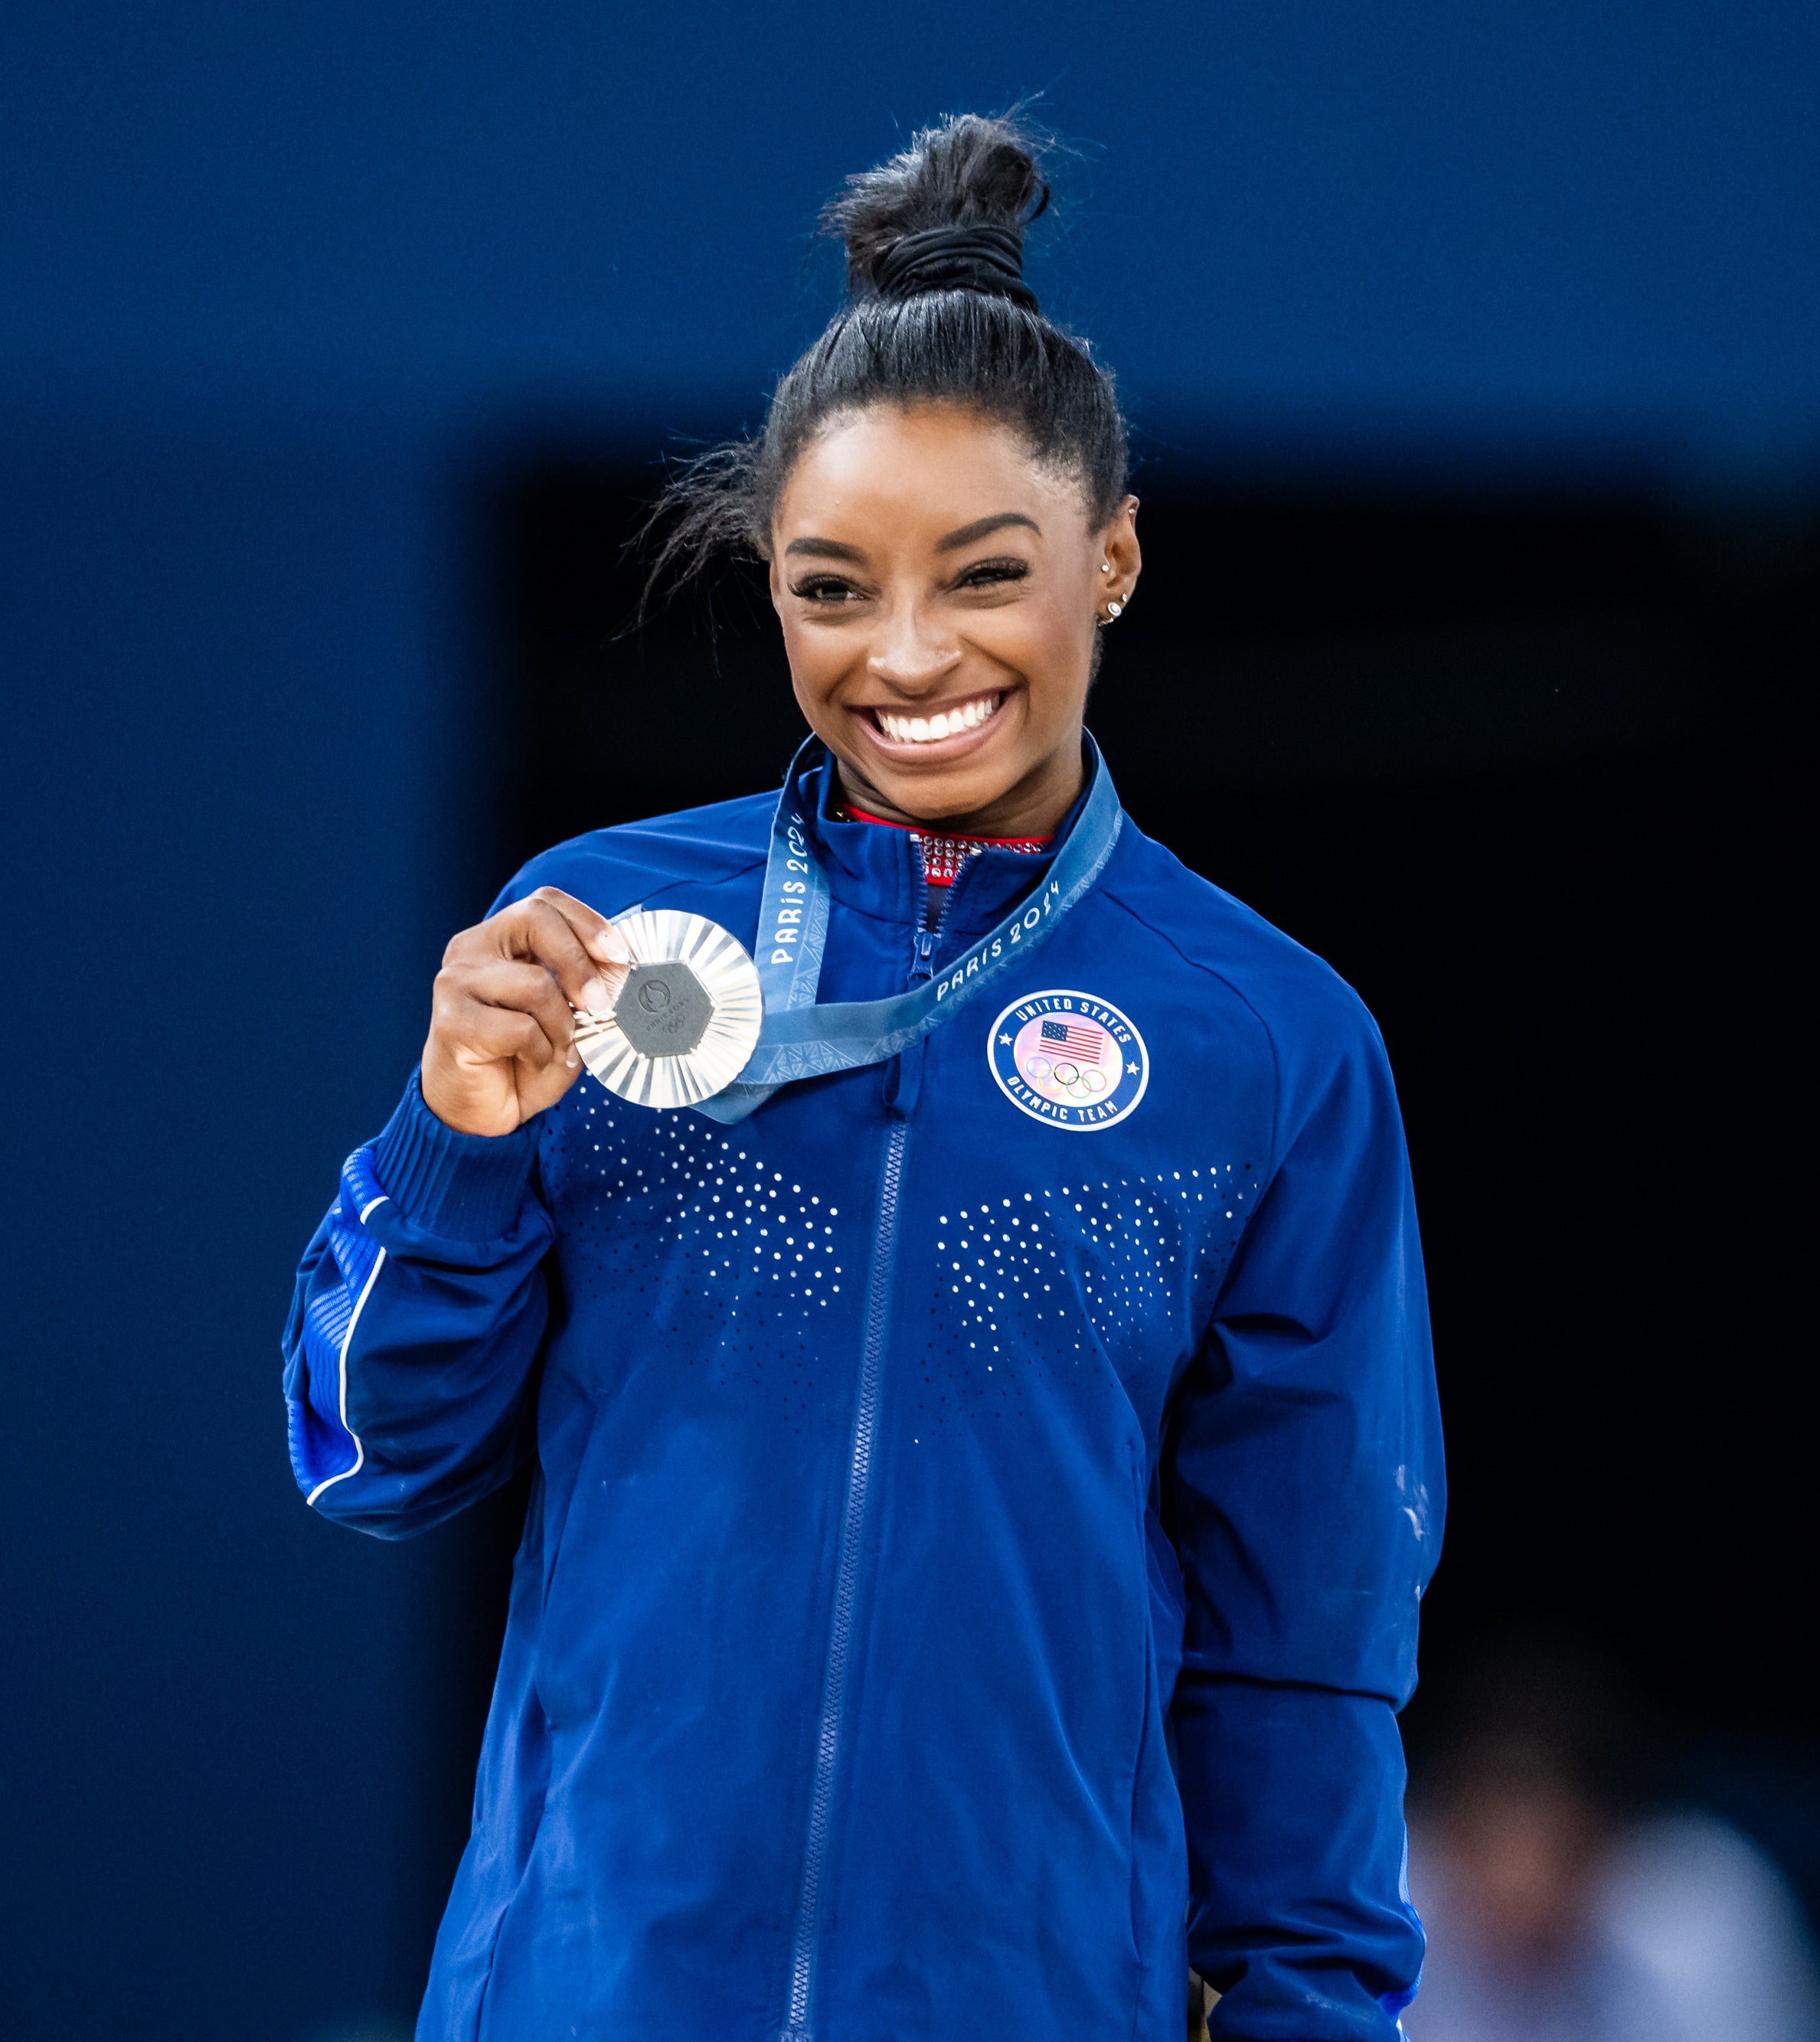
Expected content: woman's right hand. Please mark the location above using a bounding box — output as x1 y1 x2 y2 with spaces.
420 887 632 1137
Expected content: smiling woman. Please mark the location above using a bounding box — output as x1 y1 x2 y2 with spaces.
282 113 1443 2042
645 112 1138 839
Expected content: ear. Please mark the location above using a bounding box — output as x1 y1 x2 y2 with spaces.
1096 495 1142 615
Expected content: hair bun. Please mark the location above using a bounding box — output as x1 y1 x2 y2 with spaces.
641 109 1127 614
823 113 1049 312
871 223 1037 311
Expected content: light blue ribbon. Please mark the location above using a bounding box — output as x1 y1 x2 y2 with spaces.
693 736 1122 1124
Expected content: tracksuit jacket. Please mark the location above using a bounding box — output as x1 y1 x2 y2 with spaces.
283 743 1444 2041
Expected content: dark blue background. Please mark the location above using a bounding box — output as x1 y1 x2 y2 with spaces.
3 5 1815 2036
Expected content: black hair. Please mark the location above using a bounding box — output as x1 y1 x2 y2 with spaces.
641 113 1128 612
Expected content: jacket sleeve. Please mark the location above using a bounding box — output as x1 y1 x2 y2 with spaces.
1162 993 1443 2040
282 1074 556 1538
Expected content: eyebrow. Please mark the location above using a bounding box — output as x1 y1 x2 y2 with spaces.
782 511 1041 563
936 511 1040 552
783 536 867 560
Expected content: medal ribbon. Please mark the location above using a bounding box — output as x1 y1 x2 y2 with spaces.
693 735 1122 1124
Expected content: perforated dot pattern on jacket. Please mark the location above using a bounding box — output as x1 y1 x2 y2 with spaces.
542 1083 852 1429
916 1166 1258 1437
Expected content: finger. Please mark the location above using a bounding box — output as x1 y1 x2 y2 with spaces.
444 890 629 979
436 973 573 1072
513 1037 589 1120
490 897 620 1012
459 959 580 1058
528 886 633 967
442 1003 557 1072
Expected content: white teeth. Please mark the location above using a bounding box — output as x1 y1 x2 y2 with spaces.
876 694 1000 744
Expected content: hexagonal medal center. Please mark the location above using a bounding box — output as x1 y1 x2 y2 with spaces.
613 960 712 1057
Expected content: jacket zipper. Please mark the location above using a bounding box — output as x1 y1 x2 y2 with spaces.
781 1114 907 2040
780 845 949 2039
912 853 963 982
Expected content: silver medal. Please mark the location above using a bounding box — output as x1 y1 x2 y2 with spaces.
573 909 763 1109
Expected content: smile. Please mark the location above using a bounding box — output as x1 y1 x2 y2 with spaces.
869 692 1004 746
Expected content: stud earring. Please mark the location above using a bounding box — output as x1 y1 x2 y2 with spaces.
1103 599 1125 622
1100 561 1112 573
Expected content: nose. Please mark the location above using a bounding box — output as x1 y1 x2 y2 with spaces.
866 599 962 695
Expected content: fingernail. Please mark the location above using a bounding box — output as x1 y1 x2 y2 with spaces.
580 977 612 1014
566 1045 580 1068
593 927 632 964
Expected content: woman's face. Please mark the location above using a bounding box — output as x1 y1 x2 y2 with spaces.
769 403 1140 836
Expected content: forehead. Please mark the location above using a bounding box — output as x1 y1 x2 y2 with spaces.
776 403 1088 543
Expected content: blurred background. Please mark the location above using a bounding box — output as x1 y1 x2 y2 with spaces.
2 5 1814 2037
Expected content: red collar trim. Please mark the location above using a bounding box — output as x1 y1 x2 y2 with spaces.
838 804 1053 886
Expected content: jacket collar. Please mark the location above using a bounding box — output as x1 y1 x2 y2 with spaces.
796 740 1091 949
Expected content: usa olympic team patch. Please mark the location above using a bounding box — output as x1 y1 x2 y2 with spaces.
988 991 1149 1131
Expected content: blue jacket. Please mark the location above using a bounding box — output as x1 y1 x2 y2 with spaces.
284 747 1443 2040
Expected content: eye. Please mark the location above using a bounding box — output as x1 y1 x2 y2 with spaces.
789 574 868 604
953 555 1030 591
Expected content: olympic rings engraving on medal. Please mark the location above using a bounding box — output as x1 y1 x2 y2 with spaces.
987 990 1149 1131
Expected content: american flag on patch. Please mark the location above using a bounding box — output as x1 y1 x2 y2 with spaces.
1040 1018 1103 1063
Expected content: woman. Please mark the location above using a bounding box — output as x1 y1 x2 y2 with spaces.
285 115 1443 2041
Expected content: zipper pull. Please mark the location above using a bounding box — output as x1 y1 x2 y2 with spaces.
912 926 939 982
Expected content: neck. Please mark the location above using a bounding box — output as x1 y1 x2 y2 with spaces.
831 739 1086 841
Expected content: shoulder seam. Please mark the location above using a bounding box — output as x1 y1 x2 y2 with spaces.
508 842 769 907
635 852 769 905
1096 883 1286 1173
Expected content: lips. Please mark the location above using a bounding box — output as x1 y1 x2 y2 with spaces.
868 691 1004 746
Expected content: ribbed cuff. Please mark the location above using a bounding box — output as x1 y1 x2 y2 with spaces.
369 1072 541 1242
